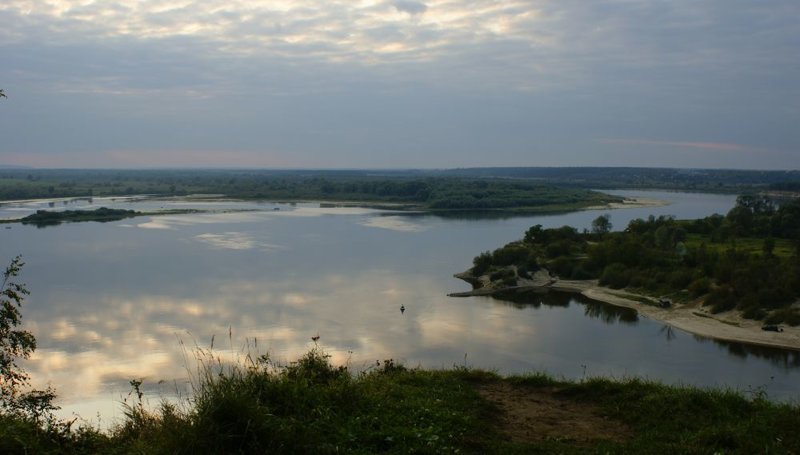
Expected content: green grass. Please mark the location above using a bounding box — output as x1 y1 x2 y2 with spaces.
2 348 800 453
685 233 795 258
108 349 504 454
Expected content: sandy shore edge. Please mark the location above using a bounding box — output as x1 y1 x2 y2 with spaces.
558 281 800 350
585 196 671 211
452 279 800 351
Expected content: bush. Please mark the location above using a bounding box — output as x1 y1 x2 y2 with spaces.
688 278 711 297
741 306 767 320
472 251 492 275
570 265 594 280
600 263 631 289
491 244 530 266
668 269 695 290
764 308 800 326
547 256 577 279
545 240 574 259
489 268 515 283
705 286 736 313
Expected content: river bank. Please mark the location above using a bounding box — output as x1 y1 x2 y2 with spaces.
4 346 799 453
450 277 800 351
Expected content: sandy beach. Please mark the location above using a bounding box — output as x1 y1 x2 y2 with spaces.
585 196 670 211
451 274 800 351
552 280 800 351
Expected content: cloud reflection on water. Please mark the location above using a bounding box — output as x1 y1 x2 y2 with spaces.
25 270 496 419
359 215 427 232
193 232 283 252
10 192 800 427
25 261 800 426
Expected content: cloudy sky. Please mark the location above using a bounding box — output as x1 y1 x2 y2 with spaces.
0 1 798 169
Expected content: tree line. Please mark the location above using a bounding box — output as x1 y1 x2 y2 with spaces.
0 170 621 211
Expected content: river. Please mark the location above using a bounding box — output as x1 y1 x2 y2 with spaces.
1 190 798 425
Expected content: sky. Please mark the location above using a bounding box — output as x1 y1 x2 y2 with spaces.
0 0 798 170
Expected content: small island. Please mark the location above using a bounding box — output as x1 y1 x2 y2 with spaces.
0 207 205 227
452 195 800 350
17 207 140 226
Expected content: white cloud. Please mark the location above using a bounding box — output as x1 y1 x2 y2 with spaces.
1 1 798 169
0 0 554 92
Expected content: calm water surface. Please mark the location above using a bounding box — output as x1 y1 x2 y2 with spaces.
1 190 798 424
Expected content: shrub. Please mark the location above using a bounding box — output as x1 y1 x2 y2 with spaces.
548 256 577 279
764 308 800 326
471 251 492 275
491 244 529 266
668 269 695 290
741 306 767 320
705 286 736 313
600 263 631 289
688 278 711 297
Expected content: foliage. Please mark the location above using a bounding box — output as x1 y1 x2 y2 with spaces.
0 257 84 452
443 167 800 192
550 376 800 453
0 257 35 404
3 344 800 453
470 196 800 322
107 347 501 454
591 213 612 234
17 208 139 226
0 169 622 212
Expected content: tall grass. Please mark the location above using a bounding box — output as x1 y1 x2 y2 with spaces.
2 344 800 453
108 345 500 454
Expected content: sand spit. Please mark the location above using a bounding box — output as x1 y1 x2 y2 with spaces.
451 278 800 351
585 196 670 211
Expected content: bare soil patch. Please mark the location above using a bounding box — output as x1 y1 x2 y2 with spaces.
478 382 630 445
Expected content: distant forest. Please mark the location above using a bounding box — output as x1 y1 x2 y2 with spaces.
0 169 623 212
439 167 800 192
1 167 799 202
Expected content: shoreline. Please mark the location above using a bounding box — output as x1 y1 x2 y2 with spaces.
451 278 800 351
584 196 670 211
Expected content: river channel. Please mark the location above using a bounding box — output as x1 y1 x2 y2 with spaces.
1 189 798 424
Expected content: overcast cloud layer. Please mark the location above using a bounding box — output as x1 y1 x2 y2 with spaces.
0 1 798 169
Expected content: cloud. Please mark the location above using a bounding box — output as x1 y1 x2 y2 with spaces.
1 1 798 169
598 138 758 153
0 0 552 91
393 1 427 15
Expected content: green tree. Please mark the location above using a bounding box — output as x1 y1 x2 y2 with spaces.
0 257 57 421
472 251 492 275
0 256 35 405
591 214 612 235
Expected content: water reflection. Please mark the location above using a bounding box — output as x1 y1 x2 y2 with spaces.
659 325 677 342
490 289 571 309
582 299 638 325
710 338 800 369
7 189 800 425
490 291 639 325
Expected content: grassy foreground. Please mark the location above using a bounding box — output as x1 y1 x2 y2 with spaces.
2 348 800 454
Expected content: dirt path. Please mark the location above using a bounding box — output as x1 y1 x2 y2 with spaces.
477 382 630 445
